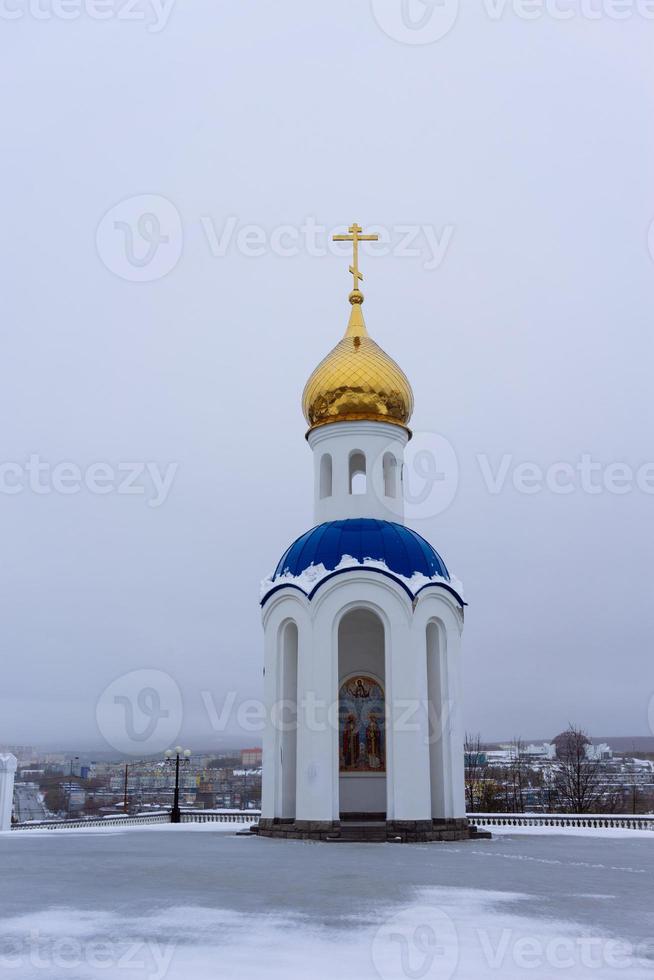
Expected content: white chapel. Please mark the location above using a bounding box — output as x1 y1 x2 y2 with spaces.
258 224 484 843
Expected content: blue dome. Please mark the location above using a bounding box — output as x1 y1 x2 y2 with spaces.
273 519 450 582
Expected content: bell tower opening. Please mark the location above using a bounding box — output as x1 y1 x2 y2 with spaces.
349 451 367 495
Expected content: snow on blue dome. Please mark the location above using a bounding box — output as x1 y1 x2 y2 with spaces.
273 519 450 582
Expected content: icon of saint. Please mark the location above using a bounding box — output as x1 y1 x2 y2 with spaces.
365 712 383 770
348 678 370 699
342 712 360 770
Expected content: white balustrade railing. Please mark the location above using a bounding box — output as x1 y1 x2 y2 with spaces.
468 812 654 831
11 810 653 832
12 810 261 831
180 811 260 825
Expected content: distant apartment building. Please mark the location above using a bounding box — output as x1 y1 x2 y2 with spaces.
240 748 262 768
0 745 37 763
585 742 613 761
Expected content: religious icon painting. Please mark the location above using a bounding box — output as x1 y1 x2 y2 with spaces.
339 675 385 773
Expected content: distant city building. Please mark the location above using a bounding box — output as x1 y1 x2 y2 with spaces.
61 782 86 809
0 745 36 763
241 748 262 768
523 743 556 760
586 742 612 761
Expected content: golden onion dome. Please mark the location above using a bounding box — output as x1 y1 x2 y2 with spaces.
302 289 414 433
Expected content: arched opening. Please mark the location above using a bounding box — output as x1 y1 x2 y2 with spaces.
279 621 298 820
383 452 397 498
338 608 386 819
319 453 332 499
426 621 447 819
349 451 366 495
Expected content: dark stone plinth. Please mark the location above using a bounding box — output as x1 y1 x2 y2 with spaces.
254 816 491 843
386 818 491 843
255 818 342 841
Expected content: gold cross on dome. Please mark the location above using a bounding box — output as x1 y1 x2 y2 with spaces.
333 222 379 292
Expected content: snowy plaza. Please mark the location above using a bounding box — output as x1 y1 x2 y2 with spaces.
1 823 653 979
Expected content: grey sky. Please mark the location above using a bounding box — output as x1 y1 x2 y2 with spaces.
2 2 653 750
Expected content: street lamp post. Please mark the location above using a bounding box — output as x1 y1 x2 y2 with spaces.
123 762 130 814
165 747 191 823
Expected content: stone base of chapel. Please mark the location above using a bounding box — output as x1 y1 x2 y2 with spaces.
254 817 491 843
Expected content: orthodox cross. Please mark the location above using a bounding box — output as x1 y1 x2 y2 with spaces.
333 223 379 292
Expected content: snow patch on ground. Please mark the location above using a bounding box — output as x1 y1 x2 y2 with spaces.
478 824 654 839
5 822 252 838
0 886 646 980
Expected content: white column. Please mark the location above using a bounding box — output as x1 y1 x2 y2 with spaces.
0 754 17 831
387 616 432 821
440 626 466 818
295 610 338 823
260 614 278 820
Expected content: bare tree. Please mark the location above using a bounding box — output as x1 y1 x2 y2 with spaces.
551 724 604 813
479 772 504 813
464 733 484 813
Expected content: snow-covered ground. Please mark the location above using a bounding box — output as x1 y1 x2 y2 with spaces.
480 823 654 839
0 827 652 979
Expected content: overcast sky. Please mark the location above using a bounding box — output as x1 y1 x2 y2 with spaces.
1 1 653 753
